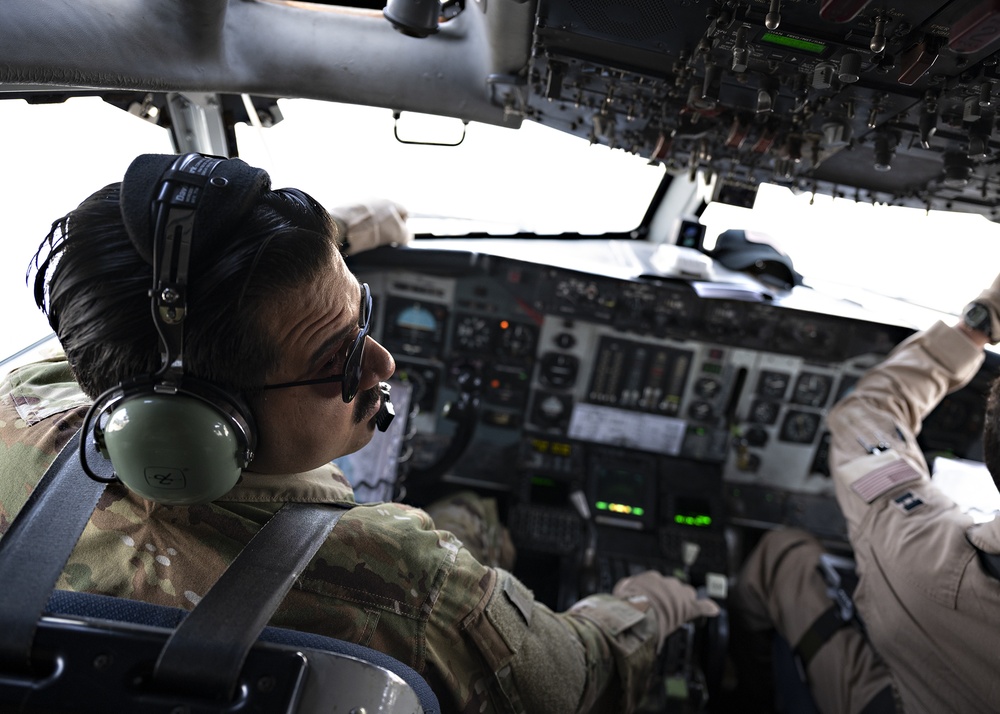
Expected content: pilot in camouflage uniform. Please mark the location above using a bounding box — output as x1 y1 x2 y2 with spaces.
0 153 718 714
733 276 1000 713
0 356 718 714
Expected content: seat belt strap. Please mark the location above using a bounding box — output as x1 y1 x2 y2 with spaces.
153 501 349 698
0 430 108 672
793 604 850 676
0 425 351 704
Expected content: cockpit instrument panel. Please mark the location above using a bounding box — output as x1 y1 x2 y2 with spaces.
351 245 994 602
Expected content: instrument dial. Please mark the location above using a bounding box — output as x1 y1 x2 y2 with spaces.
791 372 833 408
453 314 493 353
757 370 790 399
695 376 722 398
779 410 821 444
498 322 537 358
749 399 779 425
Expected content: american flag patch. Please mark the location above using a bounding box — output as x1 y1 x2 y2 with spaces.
850 459 921 503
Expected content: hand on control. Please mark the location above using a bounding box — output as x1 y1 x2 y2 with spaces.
613 570 720 651
331 199 414 255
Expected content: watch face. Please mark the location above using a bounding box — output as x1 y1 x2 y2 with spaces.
966 303 992 334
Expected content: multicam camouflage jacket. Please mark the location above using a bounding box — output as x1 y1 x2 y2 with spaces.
0 358 659 714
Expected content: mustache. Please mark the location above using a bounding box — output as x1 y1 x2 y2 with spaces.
353 384 382 424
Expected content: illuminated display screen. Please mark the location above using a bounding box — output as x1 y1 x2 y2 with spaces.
595 500 645 517
529 474 571 506
383 297 448 358
760 31 827 54
590 455 655 527
673 497 713 528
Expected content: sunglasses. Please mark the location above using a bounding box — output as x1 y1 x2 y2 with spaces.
262 283 372 403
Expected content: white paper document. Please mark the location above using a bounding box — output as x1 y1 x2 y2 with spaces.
568 402 686 455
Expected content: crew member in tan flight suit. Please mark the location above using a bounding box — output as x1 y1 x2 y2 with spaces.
734 275 1000 713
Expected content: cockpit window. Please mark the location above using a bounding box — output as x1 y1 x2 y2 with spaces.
233 99 666 237
701 182 1000 321
0 97 173 365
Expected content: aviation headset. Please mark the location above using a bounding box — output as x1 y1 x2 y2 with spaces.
79 153 270 505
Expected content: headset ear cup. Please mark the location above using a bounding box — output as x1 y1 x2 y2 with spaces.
102 392 245 505
181 376 258 465
91 377 257 506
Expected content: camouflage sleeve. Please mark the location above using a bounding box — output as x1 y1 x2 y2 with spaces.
423 490 516 570
0 359 89 539
450 560 658 713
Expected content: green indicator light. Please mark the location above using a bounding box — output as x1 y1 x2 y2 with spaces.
633 507 644 517
675 513 713 527
596 501 608 511
760 31 827 54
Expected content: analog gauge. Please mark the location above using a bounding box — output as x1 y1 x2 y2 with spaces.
396 303 437 333
779 410 821 444
749 399 779 425
539 394 567 420
757 370 790 399
385 298 447 357
695 376 721 398
688 400 715 422
531 392 572 428
498 321 537 358
791 372 833 407
454 314 493 353
540 352 579 388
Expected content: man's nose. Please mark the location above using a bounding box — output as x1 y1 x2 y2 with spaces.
360 336 395 390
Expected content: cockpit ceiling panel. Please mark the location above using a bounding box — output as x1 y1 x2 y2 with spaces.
523 0 1000 219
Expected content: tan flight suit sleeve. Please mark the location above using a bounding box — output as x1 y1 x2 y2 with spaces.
826 320 984 537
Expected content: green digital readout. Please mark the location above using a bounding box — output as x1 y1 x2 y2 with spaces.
760 31 827 55
595 501 645 517
674 496 713 528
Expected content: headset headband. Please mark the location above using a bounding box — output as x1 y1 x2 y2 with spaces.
119 153 272 379
150 154 224 378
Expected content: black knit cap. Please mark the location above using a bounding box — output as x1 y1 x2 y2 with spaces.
119 153 272 265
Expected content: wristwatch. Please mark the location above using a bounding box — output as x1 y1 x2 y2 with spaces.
963 301 995 342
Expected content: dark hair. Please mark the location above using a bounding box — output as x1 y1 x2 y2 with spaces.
29 182 336 400
983 375 1000 489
